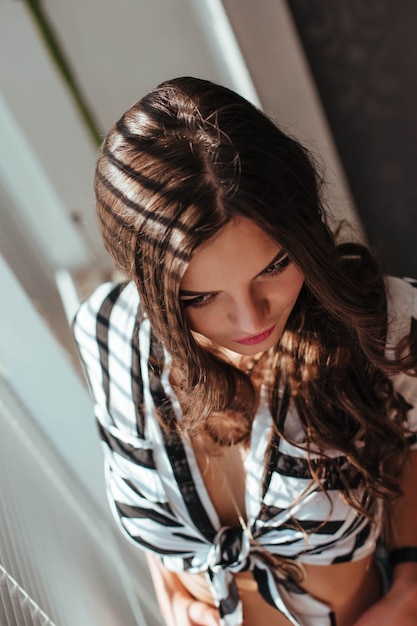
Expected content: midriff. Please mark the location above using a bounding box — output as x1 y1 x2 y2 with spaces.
187 438 384 625
177 554 383 626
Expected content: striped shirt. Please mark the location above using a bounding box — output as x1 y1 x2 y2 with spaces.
73 276 417 626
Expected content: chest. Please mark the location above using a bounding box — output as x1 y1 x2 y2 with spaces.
192 441 249 527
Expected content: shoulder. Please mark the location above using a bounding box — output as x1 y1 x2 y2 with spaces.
384 277 417 447
73 281 140 342
72 281 148 434
72 281 143 385
385 276 417 350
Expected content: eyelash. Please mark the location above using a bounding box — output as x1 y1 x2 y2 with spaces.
262 254 291 276
181 255 291 309
181 293 216 309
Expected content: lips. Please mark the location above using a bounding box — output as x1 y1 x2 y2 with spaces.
234 324 276 346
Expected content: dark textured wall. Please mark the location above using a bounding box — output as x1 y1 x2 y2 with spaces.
287 1 417 276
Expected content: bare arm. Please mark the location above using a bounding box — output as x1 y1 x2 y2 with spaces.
146 553 221 626
354 449 417 625
385 449 417 614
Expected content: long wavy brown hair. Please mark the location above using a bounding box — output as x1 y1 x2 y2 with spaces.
94 76 417 524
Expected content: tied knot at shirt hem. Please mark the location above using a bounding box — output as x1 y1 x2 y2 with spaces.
205 526 331 626
208 526 251 573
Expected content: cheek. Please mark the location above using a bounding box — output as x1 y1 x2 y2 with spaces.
184 306 223 337
276 268 304 305
183 309 209 333
292 274 305 301
183 309 196 330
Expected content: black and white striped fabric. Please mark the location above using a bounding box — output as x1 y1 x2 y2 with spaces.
73 276 417 626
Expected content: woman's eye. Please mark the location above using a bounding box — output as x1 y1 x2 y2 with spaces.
263 255 291 276
181 293 215 309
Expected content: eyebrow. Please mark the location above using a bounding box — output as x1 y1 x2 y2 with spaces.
179 248 286 297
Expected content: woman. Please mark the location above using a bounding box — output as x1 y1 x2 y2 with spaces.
73 77 417 626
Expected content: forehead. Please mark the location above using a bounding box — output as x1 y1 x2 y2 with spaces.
181 217 280 290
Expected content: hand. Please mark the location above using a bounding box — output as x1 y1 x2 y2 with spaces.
157 583 222 626
353 594 416 626
168 593 221 626
354 567 417 626
185 599 221 626
146 552 222 626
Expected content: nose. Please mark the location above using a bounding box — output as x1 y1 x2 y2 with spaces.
229 290 269 335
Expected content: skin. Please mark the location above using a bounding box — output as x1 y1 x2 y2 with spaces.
180 217 304 359
355 450 417 626
148 217 417 625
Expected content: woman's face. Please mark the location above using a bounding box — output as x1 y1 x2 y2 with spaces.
180 217 304 356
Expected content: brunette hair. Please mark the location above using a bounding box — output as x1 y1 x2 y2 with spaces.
94 76 416 521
